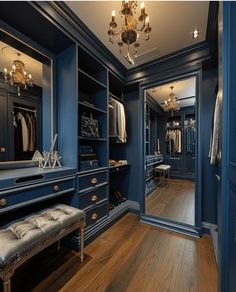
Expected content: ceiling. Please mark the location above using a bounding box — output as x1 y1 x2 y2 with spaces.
66 1 209 68
0 41 42 86
147 76 196 109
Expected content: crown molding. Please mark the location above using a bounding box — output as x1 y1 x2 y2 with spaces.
28 1 217 83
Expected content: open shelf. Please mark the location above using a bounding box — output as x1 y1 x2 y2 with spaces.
78 136 107 142
78 101 107 114
79 70 106 94
78 46 107 86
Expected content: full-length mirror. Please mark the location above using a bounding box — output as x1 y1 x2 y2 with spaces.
144 76 196 226
0 30 53 164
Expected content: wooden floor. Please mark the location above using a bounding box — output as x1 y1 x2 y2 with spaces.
146 179 195 225
10 213 217 292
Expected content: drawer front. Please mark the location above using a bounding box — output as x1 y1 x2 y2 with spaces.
85 202 108 228
79 185 108 210
0 178 75 212
78 171 108 191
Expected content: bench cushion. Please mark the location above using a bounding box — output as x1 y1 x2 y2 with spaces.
0 204 85 268
155 164 171 171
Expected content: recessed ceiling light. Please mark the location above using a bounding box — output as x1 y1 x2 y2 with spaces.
192 29 199 39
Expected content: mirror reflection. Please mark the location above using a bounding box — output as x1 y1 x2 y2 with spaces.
145 76 196 225
0 36 50 163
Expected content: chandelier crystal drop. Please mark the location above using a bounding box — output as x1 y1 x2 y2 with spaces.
3 53 33 96
164 86 180 116
108 1 152 65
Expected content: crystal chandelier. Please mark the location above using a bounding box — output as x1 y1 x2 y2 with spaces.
165 86 180 116
108 1 152 65
3 53 33 96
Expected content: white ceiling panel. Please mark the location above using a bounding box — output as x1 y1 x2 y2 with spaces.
66 1 209 68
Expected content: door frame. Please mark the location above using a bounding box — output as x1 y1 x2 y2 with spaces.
139 68 202 237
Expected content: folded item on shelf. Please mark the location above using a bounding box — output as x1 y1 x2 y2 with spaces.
79 160 99 171
118 160 128 165
79 146 93 155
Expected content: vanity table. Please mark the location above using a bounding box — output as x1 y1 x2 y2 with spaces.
0 167 77 228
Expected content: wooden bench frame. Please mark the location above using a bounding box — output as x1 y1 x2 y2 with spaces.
0 218 85 292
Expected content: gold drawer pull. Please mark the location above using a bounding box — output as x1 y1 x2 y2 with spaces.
0 198 7 207
91 195 98 202
90 178 98 184
91 213 98 220
53 185 60 192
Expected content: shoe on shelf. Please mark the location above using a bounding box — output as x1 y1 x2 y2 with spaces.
110 195 119 206
109 202 115 210
115 191 127 202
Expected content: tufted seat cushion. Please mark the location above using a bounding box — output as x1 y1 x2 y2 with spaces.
0 204 85 268
155 164 171 171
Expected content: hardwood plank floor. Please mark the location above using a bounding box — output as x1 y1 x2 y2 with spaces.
10 213 217 292
146 179 195 225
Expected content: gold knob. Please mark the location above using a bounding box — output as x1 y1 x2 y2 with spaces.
91 178 98 184
0 198 7 207
91 213 98 220
53 185 59 192
91 195 98 202
0 147 6 153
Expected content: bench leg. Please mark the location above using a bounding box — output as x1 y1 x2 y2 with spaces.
1 269 14 292
80 225 85 263
3 279 11 292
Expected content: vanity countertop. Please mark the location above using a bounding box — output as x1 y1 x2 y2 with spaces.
0 167 77 190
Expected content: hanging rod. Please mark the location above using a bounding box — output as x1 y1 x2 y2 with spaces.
109 92 123 103
14 106 37 113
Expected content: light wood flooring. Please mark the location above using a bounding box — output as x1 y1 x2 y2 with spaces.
146 179 195 225
10 213 217 292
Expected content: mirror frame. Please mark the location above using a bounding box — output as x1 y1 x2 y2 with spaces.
139 69 202 238
0 20 56 169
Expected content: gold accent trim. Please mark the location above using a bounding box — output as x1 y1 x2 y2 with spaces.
91 178 98 184
91 213 98 220
90 195 98 202
0 198 7 207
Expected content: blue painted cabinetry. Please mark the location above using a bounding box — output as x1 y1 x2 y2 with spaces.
0 167 77 227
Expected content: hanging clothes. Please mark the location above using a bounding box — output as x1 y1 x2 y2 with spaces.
109 97 127 143
17 112 29 152
209 91 221 165
166 128 182 155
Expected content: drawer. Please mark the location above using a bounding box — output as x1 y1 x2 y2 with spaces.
85 202 108 228
78 170 108 191
79 184 108 210
0 178 75 213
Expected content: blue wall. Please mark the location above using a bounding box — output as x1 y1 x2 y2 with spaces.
201 68 218 224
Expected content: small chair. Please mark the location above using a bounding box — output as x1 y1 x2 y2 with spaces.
155 164 171 186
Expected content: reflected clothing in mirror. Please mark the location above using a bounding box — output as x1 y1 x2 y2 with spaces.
165 129 182 154
14 108 37 160
185 126 196 155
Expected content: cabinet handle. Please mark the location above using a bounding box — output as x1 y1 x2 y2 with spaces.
216 174 221 182
91 213 98 220
0 198 7 207
91 195 98 202
53 185 60 192
91 178 98 184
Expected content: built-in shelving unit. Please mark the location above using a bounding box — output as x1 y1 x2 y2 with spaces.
77 45 109 235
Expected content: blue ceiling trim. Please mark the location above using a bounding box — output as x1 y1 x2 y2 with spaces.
43 1 127 81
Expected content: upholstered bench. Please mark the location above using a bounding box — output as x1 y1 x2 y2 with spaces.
0 204 85 292
155 164 171 185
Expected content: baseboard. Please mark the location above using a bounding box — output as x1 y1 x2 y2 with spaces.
202 221 211 234
210 224 218 267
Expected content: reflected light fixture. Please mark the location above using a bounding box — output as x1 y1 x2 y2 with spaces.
108 1 152 65
3 53 33 96
164 86 180 116
192 29 199 39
